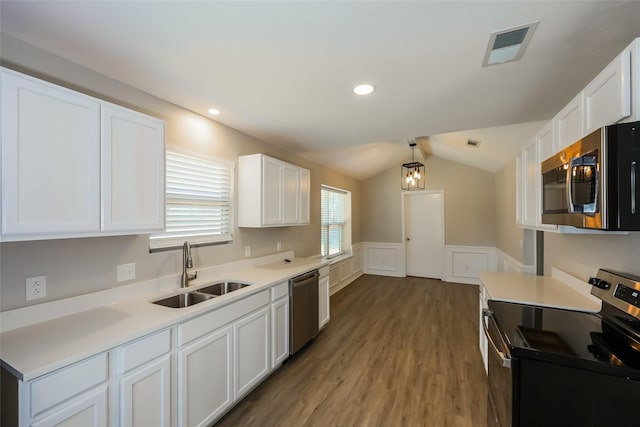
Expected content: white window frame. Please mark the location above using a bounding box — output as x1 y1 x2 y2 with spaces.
150 149 234 250
321 185 351 258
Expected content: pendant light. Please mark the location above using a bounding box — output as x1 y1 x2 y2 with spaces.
401 140 425 191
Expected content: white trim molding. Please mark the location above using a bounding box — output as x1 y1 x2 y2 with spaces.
495 249 535 274
443 245 497 285
362 242 405 277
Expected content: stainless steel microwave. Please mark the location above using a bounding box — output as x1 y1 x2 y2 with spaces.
541 121 640 230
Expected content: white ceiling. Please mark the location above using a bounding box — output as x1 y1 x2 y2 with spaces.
2 1 639 180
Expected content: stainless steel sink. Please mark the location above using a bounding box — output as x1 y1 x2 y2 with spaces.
152 291 214 308
197 281 250 296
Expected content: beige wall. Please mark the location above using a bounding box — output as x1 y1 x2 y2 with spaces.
544 232 640 281
0 35 361 311
493 158 534 265
362 155 497 246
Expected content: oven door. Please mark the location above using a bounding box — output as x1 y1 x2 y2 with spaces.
483 309 512 427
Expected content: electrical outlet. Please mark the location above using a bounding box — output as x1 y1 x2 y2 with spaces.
26 276 46 301
117 263 136 282
276 241 282 251
244 245 251 257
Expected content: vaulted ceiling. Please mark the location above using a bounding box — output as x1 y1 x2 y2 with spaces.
2 1 639 180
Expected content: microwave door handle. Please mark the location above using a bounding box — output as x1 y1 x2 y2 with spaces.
632 161 637 215
567 159 576 213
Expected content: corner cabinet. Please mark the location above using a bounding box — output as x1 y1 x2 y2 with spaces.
237 154 310 227
0 67 165 242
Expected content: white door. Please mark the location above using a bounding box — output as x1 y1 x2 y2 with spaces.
120 355 171 427
404 191 444 279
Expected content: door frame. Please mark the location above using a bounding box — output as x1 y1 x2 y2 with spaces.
401 190 446 279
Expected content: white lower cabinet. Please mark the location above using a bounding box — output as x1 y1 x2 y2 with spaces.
234 306 270 399
178 325 233 427
319 276 330 329
269 281 290 369
31 385 109 427
114 329 171 427
23 353 109 427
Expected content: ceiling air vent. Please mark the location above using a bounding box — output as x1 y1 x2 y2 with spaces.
482 21 539 67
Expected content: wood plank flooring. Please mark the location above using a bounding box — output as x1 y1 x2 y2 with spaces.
216 275 488 427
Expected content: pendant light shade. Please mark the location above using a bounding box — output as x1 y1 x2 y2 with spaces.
401 141 425 191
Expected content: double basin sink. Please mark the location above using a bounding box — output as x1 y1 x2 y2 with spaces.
152 281 250 308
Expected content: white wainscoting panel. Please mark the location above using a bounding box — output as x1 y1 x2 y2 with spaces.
495 249 535 274
444 246 497 285
362 242 405 277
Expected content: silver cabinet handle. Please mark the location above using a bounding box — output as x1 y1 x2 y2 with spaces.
482 309 511 368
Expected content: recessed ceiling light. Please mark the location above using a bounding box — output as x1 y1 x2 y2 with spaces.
353 84 375 95
208 108 221 115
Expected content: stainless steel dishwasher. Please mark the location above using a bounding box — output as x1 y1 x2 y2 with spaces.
289 269 320 354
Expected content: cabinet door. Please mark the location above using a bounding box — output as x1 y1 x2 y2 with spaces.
234 306 270 399
271 297 289 369
101 104 165 232
535 125 557 230
262 157 283 225
178 325 233 427
31 385 108 427
521 139 538 228
298 168 310 224
515 152 523 225
119 355 170 427
282 163 299 224
554 93 583 151
1 69 100 236
583 50 631 134
319 276 330 329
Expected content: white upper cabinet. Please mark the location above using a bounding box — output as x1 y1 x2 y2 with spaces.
1 69 101 237
282 163 300 224
517 122 556 231
101 104 165 232
520 138 538 228
583 49 631 134
554 92 583 152
0 67 166 241
299 168 310 224
238 153 310 227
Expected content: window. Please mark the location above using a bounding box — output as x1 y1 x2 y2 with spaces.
321 185 350 257
150 151 233 250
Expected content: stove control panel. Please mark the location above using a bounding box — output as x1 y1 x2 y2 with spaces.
614 284 640 309
591 269 640 320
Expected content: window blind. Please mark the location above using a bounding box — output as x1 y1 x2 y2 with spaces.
150 151 233 249
321 186 346 257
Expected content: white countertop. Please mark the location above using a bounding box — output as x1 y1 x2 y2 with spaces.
479 270 601 313
0 254 327 381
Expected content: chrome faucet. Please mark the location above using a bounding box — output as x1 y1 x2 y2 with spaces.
181 241 198 288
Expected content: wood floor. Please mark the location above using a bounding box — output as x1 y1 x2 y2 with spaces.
216 275 488 427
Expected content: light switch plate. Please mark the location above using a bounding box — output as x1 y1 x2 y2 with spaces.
117 263 136 282
26 276 46 300
244 245 251 257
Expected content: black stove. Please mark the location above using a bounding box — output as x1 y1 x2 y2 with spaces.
484 269 640 427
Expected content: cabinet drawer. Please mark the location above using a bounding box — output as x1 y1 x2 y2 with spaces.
270 281 289 301
178 290 269 346
30 353 108 418
117 329 171 374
